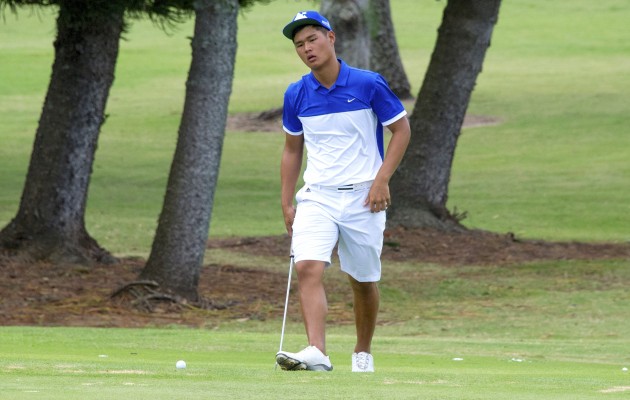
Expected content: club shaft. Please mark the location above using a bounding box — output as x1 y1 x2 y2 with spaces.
278 255 294 353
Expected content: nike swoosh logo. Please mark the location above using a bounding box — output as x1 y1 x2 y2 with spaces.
347 98 356 103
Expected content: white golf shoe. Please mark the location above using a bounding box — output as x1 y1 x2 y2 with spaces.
276 346 333 371
352 352 374 372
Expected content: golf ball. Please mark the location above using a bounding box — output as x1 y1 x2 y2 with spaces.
622 367 628 372
176 360 187 369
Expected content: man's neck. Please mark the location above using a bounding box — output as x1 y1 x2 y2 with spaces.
312 58 340 89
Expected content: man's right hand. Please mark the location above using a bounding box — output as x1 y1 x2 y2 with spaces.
283 205 296 236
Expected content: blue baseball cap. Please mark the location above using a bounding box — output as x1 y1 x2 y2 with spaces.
283 11 333 40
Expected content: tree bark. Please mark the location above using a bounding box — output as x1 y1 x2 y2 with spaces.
321 0 412 99
139 0 239 301
0 3 123 264
368 0 413 99
321 0 370 69
388 0 501 230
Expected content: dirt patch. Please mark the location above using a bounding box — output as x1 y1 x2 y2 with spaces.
226 109 282 132
1 227 628 328
209 227 630 267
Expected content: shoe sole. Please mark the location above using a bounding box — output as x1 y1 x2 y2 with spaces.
276 354 333 372
307 364 333 372
276 354 307 371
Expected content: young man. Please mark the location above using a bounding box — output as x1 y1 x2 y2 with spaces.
276 11 411 372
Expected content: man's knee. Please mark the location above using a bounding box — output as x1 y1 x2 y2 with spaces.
349 278 378 294
296 260 326 280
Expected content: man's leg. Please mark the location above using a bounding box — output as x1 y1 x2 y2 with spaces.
296 260 328 354
348 276 379 354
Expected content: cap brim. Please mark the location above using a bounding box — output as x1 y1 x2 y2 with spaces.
283 19 329 40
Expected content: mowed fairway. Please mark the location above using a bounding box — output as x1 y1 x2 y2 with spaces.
1 0 630 399
1 326 629 400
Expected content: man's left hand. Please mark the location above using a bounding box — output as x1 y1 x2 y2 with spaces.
365 182 391 213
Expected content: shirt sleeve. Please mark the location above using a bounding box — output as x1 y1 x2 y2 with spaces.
282 84 303 135
371 74 407 126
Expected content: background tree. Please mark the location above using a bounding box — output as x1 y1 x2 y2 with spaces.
387 0 502 230
136 0 264 302
320 0 370 69
320 0 412 99
0 0 126 265
0 0 191 265
367 0 412 99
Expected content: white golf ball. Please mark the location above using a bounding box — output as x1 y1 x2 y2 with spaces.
622 367 628 372
176 360 187 369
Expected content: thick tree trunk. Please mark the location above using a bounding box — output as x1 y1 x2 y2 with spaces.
321 0 370 69
0 4 123 264
388 0 501 230
368 0 413 99
139 0 239 301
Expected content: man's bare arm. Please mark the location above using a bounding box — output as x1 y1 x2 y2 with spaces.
280 133 304 234
366 116 411 213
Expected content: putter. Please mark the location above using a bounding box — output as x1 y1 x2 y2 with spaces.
275 253 294 369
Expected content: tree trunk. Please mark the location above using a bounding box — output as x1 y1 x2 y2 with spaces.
388 0 501 230
0 4 123 265
321 0 370 69
321 0 412 99
139 0 239 301
368 0 413 100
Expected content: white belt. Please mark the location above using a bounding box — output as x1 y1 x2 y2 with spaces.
309 181 373 192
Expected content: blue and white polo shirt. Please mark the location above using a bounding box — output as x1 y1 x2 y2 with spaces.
283 59 407 187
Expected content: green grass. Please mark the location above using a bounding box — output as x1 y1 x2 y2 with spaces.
450 1 630 242
1 258 630 400
2 254 630 398
1 2 630 397
1 258 626 399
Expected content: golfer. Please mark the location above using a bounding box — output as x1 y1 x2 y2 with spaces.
276 11 411 372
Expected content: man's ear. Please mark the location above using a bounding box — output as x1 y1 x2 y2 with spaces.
328 30 336 44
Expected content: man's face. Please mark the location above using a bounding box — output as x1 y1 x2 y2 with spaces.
292 26 335 70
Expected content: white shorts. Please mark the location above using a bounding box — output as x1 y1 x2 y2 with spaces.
291 182 386 282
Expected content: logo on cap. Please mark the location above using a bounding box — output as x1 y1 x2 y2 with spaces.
293 12 308 21
283 11 332 39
